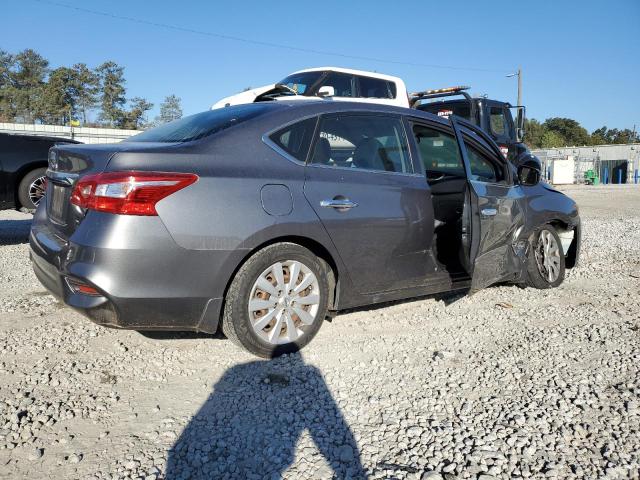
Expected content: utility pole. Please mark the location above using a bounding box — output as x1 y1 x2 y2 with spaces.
517 67 522 107
507 67 523 106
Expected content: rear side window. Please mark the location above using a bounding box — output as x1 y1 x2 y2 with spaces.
357 76 394 99
413 125 465 177
129 104 271 143
321 72 354 97
269 117 317 162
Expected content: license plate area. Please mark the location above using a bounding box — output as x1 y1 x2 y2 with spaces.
49 183 68 225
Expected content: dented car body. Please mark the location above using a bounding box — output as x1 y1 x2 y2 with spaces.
29 101 580 356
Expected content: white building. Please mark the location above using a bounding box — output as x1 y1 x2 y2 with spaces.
532 143 640 185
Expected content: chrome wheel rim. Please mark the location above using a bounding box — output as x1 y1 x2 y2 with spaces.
28 175 47 207
248 260 320 345
535 230 561 283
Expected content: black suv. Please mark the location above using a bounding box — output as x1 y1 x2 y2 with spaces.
0 133 81 211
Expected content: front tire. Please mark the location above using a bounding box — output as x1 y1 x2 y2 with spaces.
526 225 566 289
222 243 330 358
18 168 47 211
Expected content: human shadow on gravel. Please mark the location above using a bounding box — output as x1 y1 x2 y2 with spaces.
0 219 32 245
165 352 365 480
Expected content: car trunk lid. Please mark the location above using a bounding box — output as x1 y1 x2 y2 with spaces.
45 142 177 237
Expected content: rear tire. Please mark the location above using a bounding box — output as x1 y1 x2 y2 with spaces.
222 243 330 358
526 225 565 289
18 168 47 212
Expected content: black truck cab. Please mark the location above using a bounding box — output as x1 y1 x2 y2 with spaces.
411 87 529 164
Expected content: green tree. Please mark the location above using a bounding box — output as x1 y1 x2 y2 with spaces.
96 61 126 127
542 117 590 146
157 94 182 124
71 63 99 125
590 126 609 145
523 118 546 149
40 66 76 124
610 128 639 144
12 49 49 123
0 50 17 121
540 130 565 148
122 97 153 129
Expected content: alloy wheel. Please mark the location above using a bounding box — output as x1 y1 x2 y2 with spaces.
248 260 320 345
28 175 47 207
534 229 561 283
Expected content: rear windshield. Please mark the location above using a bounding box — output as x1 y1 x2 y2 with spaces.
129 104 271 143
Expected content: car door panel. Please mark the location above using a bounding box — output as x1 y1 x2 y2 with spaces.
453 121 526 291
468 180 525 290
302 113 437 294
304 167 436 294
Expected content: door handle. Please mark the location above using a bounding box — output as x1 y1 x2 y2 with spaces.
481 207 498 217
320 199 358 210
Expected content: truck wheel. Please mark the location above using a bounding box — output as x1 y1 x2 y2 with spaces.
18 168 47 212
222 242 330 358
526 225 566 289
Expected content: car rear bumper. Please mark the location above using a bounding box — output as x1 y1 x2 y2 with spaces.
29 208 231 333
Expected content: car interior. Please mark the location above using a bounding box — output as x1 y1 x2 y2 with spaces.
412 124 470 278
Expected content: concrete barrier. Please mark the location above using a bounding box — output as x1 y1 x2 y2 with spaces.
0 122 142 144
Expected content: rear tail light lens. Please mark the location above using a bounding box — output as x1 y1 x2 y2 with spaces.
70 171 198 216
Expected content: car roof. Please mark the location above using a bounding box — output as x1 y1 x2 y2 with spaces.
289 66 403 83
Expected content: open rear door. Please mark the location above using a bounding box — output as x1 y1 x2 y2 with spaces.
451 118 525 292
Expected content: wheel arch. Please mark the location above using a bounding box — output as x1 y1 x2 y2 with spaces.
14 161 48 208
222 235 341 314
545 219 579 269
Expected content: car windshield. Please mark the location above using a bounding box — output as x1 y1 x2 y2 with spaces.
278 71 324 95
129 104 271 143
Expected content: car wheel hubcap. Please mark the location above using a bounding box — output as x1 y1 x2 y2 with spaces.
248 260 320 345
535 230 561 283
28 175 47 207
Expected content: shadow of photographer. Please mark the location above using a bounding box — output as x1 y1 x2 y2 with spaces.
165 352 366 479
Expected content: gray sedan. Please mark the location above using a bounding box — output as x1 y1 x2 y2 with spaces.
30 102 580 357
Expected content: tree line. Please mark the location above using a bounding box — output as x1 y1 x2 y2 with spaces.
524 117 638 149
0 48 182 129
2 48 638 142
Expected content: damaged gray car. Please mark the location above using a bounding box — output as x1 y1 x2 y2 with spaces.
30 101 580 357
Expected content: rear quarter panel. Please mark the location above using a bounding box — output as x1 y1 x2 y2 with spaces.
106 128 354 308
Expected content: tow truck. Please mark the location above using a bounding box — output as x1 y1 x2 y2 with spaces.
410 86 529 162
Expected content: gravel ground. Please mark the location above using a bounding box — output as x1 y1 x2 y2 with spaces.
0 185 639 480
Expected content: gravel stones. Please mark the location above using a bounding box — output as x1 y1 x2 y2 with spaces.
0 187 640 479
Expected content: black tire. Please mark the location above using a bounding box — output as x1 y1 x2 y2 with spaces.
221 242 330 358
526 225 566 289
18 168 47 211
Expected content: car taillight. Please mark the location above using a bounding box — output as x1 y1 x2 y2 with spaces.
70 171 198 216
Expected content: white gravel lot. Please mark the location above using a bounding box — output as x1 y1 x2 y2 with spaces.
0 186 639 480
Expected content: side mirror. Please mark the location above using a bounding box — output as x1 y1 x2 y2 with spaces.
317 86 335 98
515 106 526 142
518 163 541 186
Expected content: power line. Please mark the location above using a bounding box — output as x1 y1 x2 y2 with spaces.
30 0 508 74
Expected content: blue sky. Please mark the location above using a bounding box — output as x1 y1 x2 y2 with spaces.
2 0 639 131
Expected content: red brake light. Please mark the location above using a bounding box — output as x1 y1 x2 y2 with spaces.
70 171 198 216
